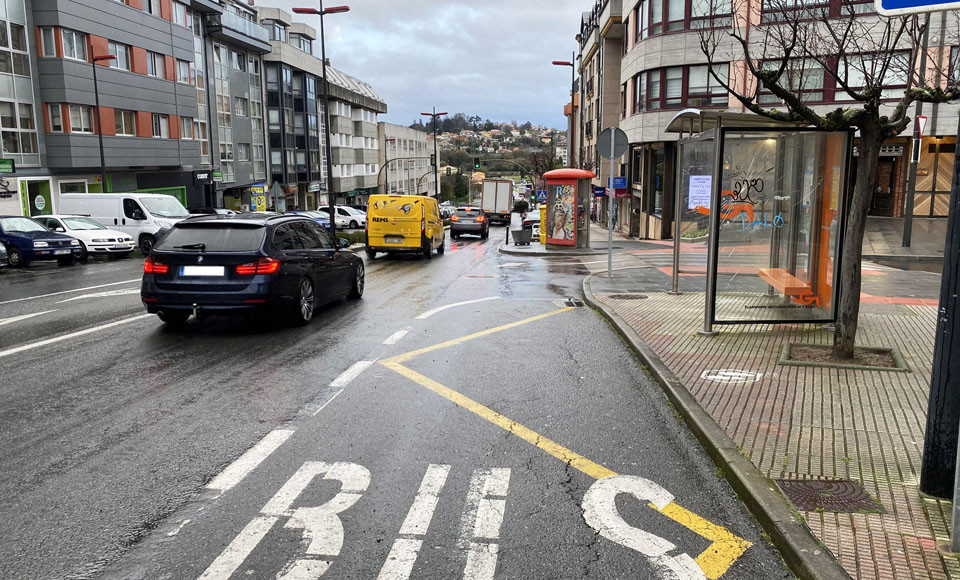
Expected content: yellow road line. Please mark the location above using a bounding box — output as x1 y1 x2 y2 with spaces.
385 307 573 364
381 307 750 578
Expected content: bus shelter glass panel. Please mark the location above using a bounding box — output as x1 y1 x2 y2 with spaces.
710 128 849 324
676 130 715 288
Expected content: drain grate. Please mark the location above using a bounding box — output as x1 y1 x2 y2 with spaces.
608 294 648 300
565 299 585 308
776 479 884 513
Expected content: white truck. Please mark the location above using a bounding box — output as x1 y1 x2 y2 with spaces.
481 179 512 224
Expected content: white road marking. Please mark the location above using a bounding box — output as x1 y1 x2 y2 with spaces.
383 327 411 345
398 464 451 536
196 515 278 580
582 475 706 580
377 538 423 580
461 468 511 580
206 429 294 493
0 310 57 327
330 361 374 388
0 314 153 359
313 389 344 416
167 519 192 537
0 279 140 306
56 288 141 303
279 559 331 579
498 262 524 268
415 296 501 320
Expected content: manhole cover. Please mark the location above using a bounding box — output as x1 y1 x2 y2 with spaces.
700 369 763 384
609 294 648 300
776 479 884 513
564 298 585 307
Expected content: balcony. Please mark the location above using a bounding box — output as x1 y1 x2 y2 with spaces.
206 11 271 53
598 0 624 39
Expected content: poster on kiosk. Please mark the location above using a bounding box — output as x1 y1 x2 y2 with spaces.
547 183 577 246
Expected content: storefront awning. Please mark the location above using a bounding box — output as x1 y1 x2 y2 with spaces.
664 109 807 136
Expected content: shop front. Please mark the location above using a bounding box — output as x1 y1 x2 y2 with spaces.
626 142 675 240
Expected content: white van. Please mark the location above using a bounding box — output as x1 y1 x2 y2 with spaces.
59 193 190 254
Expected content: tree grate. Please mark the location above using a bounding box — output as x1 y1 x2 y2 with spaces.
775 479 885 513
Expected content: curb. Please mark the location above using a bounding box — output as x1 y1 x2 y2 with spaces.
498 243 605 257
863 254 943 263
581 275 852 580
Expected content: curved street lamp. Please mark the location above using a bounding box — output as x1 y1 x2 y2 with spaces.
90 50 116 192
552 53 576 168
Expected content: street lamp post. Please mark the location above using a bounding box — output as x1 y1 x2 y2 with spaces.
293 3 349 237
380 137 396 194
552 53 575 168
421 108 447 198
90 49 116 192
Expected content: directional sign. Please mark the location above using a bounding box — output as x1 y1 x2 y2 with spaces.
875 0 960 15
536 190 547 202
593 186 606 198
608 177 628 190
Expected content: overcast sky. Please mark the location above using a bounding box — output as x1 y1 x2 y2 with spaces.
255 0 584 130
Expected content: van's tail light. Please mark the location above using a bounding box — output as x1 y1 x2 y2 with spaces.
143 257 169 274
450 215 460 222
236 257 281 275
475 215 486 223
421 205 426 234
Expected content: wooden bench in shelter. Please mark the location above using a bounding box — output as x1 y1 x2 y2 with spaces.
756 267 819 307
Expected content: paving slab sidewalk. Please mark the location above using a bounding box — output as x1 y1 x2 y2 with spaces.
586 265 959 580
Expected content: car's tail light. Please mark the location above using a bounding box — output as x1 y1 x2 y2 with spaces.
236 257 281 275
143 257 169 274
476 215 486 223
450 215 460 222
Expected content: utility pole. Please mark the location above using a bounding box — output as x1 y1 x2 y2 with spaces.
421 108 447 197
903 13 931 247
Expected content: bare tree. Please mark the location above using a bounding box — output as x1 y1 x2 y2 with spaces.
699 2 960 358
528 150 561 190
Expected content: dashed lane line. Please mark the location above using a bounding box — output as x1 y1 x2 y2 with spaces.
383 327 411 345
380 308 752 579
313 389 344 416
0 279 141 306
0 310 58 326
0 314 154 358
206 429 295 494
330 361 374 388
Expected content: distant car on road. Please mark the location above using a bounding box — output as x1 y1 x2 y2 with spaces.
450 207 489 240
141 213 364 326
336 205 367 229
190 207 236 216
34 215 135 260
522 214 541 239
285 210 331 230
0 215 82 267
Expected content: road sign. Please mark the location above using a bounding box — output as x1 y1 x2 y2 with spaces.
593 186 605 197
536 190 546 202
597 127 629 159
875 0 960 15
608 177 627 189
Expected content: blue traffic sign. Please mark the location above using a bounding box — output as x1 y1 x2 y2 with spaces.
593 187 606 198
875 0 960 15
608 177 628 189
536 190 547 202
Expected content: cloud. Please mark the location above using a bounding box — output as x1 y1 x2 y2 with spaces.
254 0 584 129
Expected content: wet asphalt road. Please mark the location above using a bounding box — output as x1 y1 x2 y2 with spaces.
0 232 792 580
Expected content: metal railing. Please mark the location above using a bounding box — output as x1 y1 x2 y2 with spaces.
220 11 270 44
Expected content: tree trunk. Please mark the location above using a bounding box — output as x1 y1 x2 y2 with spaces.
833 125 882 359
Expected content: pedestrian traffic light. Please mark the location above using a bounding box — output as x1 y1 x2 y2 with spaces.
474 158 480 170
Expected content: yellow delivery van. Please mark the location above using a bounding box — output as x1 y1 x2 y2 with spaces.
366 195 445 259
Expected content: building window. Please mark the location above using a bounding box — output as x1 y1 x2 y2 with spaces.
147 51 165 78
268 108 281 131
48 104 63 132
114 109 136 135
176 59 190 84
758 59 825 103
232 50 246 71
152 113 169 138
62 29 87 61
0 22 29 76
835 52 908 100
173 1 187 26
144 0 160 16
40 27 56 57
69 104 95 133
237 142 250 161
234 96 248 117
180 116 193 139
108 41 131 71
687 64 728 106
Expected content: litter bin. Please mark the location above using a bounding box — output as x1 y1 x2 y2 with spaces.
511 229 532 246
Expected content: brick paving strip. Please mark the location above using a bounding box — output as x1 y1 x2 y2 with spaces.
584 270 960 580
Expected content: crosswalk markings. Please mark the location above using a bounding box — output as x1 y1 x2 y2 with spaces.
380 307 752 579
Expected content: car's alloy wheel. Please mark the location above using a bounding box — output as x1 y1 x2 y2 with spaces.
78 242 89 261
350 262 365 298
349 220 358 229
7 246 23 267
293 277 315 325
140 234 156 255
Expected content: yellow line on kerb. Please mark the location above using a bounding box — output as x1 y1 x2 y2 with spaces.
380 307 751 579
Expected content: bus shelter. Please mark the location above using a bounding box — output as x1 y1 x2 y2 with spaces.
666 110 853 332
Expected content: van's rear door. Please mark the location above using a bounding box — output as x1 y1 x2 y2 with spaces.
369 197 423 248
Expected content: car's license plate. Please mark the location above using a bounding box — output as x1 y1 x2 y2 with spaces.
54 249 71 255
385 236 403 244
113 244 125 249
180 266 225 277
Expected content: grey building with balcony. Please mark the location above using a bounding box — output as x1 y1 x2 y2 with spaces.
259 7 385 210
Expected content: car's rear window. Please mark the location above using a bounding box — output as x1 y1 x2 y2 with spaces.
455 209 480 216
156 224 266 252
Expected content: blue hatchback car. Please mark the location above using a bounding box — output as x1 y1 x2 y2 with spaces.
0 215 82 267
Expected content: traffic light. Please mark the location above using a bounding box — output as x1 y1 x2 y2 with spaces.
474 157 481 170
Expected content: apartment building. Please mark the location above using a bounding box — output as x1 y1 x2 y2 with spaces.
378 122 435 197
260 7 385 210
575 0 960 239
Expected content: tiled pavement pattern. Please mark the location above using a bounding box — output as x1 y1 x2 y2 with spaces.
592 288 959 580
863 217 946 257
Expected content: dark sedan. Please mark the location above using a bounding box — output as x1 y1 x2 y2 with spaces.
449 207 489 240
0 215 82 267
141 213 364 326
